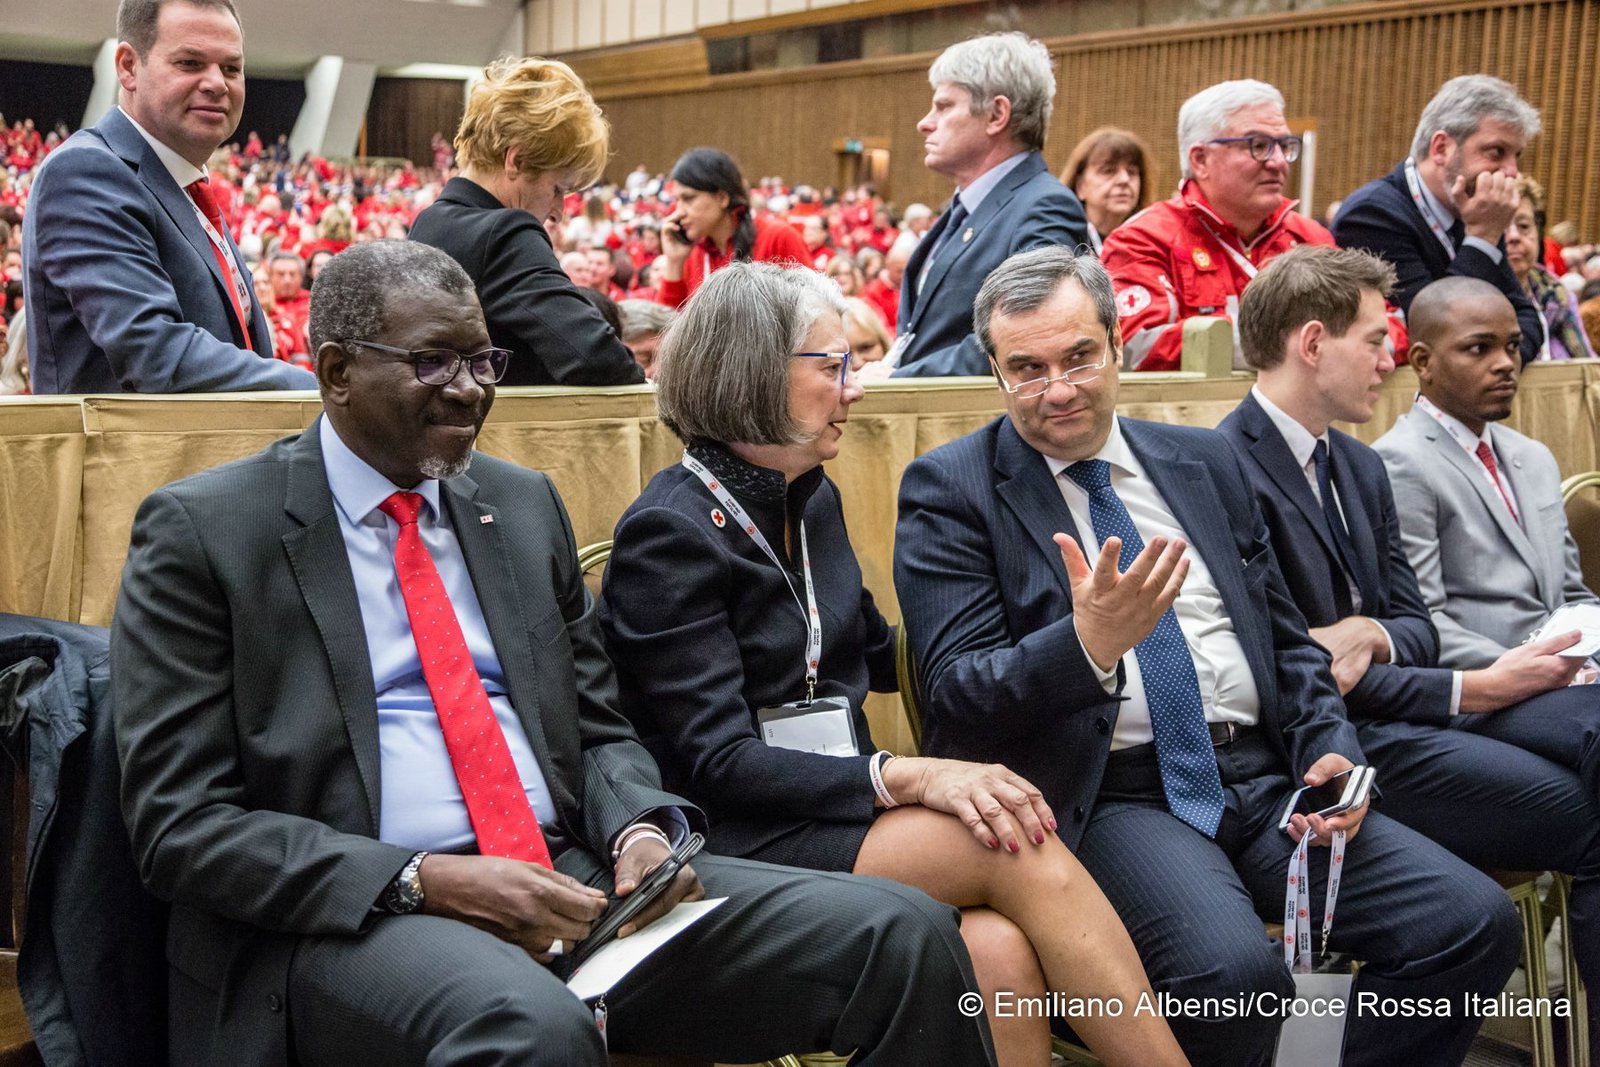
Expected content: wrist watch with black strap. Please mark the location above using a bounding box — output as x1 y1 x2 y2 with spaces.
381 851 429 914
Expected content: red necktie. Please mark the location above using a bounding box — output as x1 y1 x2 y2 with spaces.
378 491 554 867
185 178 254 351
1474 441 1520 523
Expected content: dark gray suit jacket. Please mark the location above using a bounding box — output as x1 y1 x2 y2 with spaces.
23 107 314 394
893 152 1087 377
111 422 696 1067
894 416 1362 849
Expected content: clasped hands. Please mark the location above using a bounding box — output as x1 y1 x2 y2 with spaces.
881 756 1057 852
416 839 704 963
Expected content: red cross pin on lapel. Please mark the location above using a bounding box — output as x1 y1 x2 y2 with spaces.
710 508 726 528
480 515 495 524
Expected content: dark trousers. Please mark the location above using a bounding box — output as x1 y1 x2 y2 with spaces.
281 854 997 1066
1074 735 1520 1067
1360 684 1600 1039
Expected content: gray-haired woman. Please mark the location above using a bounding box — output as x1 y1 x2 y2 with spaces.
599 262 1188 1067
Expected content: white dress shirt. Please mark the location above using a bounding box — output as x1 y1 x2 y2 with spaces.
319 417 559 852
1047 417 1260 750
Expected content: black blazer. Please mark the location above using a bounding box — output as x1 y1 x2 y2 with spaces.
1218 392 1453 725
1332 162 1542 365
409 177 644 386
600 443 897 860
894 416 1362 849
112 421 691 1067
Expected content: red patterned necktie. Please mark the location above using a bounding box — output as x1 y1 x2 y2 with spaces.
184 177 254 350
378 491 554 867
1474 441 1520 523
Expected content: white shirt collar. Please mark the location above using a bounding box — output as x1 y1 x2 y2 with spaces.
1042 416 1143 482
1414 393 1493 456
1251 384 1327 470
954 151 1029 216
320 416 442 528
119 107 208 190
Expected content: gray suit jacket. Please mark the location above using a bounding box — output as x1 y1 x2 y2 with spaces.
23 108 315 393
111 421 695 1067
893 152 1087 377
1374 406 1597 668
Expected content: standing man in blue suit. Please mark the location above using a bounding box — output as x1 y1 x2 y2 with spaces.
23 0 315 394
1331 75 1544 365
892 32 1087 378
1219 245 1600 1044
896 245 1520 1067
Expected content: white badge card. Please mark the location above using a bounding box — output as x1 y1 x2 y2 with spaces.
757 696 858 756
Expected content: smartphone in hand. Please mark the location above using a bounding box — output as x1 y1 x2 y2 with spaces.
570 832 704 968
1277 766 1373 832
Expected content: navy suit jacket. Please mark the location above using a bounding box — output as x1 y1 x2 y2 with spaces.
1218 393 1453 725
893 152 1086 377
894 415 1361 848
23 108 314 394
1331 162 1542 365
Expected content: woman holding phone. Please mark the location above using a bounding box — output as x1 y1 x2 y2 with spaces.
602 262 1188 1067
654 147 813 309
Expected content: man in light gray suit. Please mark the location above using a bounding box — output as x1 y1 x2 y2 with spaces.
1375 276 1597 669
23 0 314 393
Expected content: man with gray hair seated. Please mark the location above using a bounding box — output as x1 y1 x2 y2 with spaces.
893 31 1087 377
1101 79 1334 372
1333 75 1544 364
617 298 675 380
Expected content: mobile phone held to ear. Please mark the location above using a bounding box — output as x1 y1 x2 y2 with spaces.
570 832 704 969
662 220 691 248
1277 766 1374 832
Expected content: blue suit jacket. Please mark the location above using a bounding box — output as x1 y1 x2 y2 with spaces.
23 108 315 394
1218 392 1453 725
894 415 1362 848
1331 162 1542 366
893 152 1086 377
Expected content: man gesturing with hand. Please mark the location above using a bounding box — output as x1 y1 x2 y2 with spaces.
895 246 1518 1067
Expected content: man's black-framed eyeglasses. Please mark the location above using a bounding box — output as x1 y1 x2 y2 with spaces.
344 340 512 385
1208 134 1303 164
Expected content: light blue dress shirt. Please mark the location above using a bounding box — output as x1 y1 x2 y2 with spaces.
319 417 558 853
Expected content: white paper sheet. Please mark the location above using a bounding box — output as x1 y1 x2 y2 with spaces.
565 897 727 1001
1536 602 1600 658
760 705 856 755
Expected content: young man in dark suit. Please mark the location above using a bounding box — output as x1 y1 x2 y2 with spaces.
893 31 1087 378
111 240 996 1067
895 245 1520 1067
1219 244 1600 1044
23 0 314 394
1332 74 1544 364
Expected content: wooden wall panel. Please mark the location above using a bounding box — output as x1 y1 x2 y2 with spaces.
598 0 1600 234
364 78 467 165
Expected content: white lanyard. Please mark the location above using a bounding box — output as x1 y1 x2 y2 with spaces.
1086 221 1104 257
1283 828 1345 972
1194 218 1262 280
682 453 823 702
1403 158 1457 259
192 203 253 316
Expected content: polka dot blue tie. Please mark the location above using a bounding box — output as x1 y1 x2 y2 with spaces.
1063 460 1225 837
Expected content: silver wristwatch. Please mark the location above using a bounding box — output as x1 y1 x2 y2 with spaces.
382 851 428 914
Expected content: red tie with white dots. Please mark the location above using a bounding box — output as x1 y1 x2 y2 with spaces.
378 491 554 867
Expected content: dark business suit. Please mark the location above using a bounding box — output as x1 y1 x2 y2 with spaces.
600 442 896 869
410 177 645 386
111 422 994 1067
22 107 314 394
1332 162 1543 365
894 152 1087 377
1220 392 1600 1037
895 414 1519 1067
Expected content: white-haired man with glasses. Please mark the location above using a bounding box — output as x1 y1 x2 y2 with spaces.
896 246 1521 1067
1101 79 1334 372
